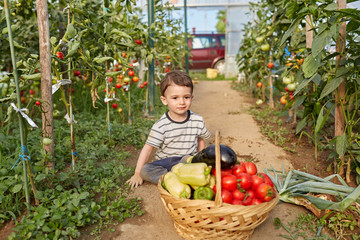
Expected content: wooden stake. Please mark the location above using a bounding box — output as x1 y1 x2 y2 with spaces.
335 0 346 176
36 0 54 170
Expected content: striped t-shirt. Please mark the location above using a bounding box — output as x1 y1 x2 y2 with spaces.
146 110 210 160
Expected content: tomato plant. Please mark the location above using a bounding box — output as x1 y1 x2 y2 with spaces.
256 82 262 88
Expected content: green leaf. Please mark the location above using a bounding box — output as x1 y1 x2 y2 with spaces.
35 174 47 181
315 104 333 133
291 95 306 110
336 132 348 157
79 191 89 200
296 117 308 134
72 198 80 207
66 24 77 39
147 54 153 64
324 3 338 11
286 1 299 19
280 19 301 46
12 184 22 193
312 30 332 57
93 57 113 64
319 76 343 99
110 29 131 39
105 71 121 77
303 54 321 78
21 73 41 81
293 74 320 96
50 37 57 45
335 66 350 78
65 41 80 58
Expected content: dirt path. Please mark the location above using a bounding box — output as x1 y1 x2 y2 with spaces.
109 81 308 240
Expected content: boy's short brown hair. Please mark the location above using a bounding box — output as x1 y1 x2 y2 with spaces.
160 71 193 96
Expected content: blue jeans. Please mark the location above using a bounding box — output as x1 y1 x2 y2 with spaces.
140 156 188 184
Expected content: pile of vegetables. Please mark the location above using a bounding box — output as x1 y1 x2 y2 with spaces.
213 161 276 205
161 144 276 206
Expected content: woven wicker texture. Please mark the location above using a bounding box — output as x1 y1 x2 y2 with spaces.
157 131 279 240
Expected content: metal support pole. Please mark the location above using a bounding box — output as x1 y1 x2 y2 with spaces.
147 0 155 115
184 0 189 73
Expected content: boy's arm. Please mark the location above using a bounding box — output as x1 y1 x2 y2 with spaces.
127 143 154 188
197 137 205 151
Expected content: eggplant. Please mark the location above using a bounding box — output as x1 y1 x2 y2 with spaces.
191 144 237 169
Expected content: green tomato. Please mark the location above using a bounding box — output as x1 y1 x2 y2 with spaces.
255 36 264 43
287 83 297 91
256 99 263 105
123 77 131 83
260 44 270 51
43 138 52 146
282 76 294 85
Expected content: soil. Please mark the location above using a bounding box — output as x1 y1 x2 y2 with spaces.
92 80 334 240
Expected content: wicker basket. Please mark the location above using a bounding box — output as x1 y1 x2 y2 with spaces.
157 131 279 240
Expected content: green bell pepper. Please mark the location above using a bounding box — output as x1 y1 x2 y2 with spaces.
175 162 212 186
193 186 215 200
163 172 191 199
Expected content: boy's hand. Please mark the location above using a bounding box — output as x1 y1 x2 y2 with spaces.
127 173 144 189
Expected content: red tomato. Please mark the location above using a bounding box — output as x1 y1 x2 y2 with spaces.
267 62 274 69
256 82 262 88
74 70 81 76
128 70 134 77
108 77 113 83
235 173 252 190
221 189 233 204
135 39 142 45
140 84 144 88
232 189 245 201
128 64 133 70
251 198 263 205
143 81 148 86
212 168 233 178
231 199 244 205
232 164 245 175
221 174 238 191
251 174 265 189
259 173 274 187
112 103 118 109
255 183 275 202
29 89 35 95
246 189 256 199
35 101 41 106
243 195 253 206
56 51 64 60
243 162 257 175
116 83 122 89
132 76 139 82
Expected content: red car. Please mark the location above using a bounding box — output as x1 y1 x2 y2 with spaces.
188 33 225 73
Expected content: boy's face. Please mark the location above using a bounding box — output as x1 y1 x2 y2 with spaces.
160 84 193 120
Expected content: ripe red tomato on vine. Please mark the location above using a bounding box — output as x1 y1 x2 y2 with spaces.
56 51 64 60
35 101 41 106
128 70 134 77
135 39 142 45
256 82 262 88
267 62 274 69
112 103 118 109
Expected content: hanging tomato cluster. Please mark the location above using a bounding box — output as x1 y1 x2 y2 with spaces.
213 161 276 205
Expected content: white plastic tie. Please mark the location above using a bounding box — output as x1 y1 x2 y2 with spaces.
52 79 72 94
64 113 77 124
10 103 38 128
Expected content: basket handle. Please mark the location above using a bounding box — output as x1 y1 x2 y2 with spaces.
214 130 223 206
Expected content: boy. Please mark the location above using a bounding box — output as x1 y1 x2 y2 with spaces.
127 71 210 188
